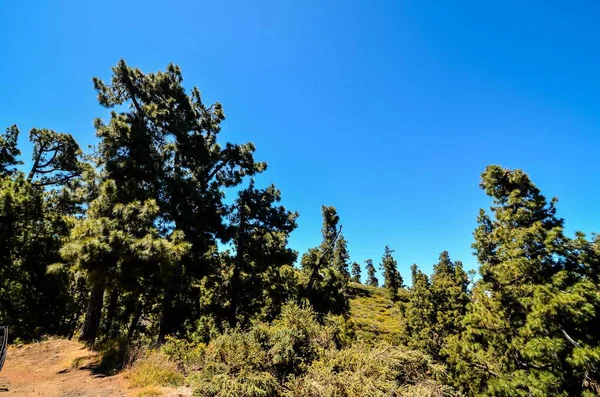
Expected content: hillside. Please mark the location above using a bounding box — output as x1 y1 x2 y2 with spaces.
347 282 407 344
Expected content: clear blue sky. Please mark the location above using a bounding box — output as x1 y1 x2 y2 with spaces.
2 1 599 279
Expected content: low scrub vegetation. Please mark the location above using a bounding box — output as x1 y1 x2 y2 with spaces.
117 302 455 396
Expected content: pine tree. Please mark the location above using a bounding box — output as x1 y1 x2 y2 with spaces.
380 245 402 300
0 126 22 176
91 60 266 342
365 259 378 287
445 165 600 396
333 234 351 282
219 179 298 328
351 262 361 283
405 264 436 355
301 206 348 314
431 252 470 359
61 180 189 343
0 126 88 340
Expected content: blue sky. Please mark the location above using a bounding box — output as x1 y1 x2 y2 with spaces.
2 1 599 279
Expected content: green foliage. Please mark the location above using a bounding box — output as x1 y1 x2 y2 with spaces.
430 253 470 342
404 264 436 355
91 59 267 342
333 234 351 282
0 125 22 176
403 254 470 360
160 336 205 370
351 261 362 283
285 342 454 397
380 245 402 301
301 206 349 315
0 174 79 339
202 179 299 329
445 165 600 396
95 337 135 373
365 259 379 287
27 128 87 187
190 302 334 396
189 302 453 397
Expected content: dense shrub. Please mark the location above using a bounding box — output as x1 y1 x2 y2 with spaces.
160 336 205 372
285 342 454 397
187 302 455 397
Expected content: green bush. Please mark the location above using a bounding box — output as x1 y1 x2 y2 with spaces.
187 302 456 397
160 335 205 371
285 342 455 397
189 302 337 395
190 330 278 396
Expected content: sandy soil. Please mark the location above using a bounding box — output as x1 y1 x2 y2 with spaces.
0 338 190 397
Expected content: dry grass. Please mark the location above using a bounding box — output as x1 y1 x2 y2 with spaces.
136 386 164 396
126 351 185 388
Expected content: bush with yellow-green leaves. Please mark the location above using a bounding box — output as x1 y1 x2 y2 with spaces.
185 302 456 397
120 302 455 396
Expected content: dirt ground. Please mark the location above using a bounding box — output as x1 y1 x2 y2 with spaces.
0 339 190 397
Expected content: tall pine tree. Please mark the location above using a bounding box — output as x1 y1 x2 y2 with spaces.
333 234 351 283
203 179 298 329
91 60 266 342
405 264 436 355
365 259 378 287
431 252 470 358
380 245 402 300
301 206 348 314
351 262 362 283
446 165 600 396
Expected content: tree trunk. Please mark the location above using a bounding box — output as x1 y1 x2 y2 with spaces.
229 265 241 329
80 275 106 344
157 265 183 345
157 148 183 344
103 287 119 338
229 193 247 329
157 288 172 344
127 300 143 341
67 280 88 340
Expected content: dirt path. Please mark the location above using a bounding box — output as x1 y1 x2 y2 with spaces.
0 338 129 396
0 338 191 397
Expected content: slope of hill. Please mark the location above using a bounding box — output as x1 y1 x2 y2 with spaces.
347 282 407 344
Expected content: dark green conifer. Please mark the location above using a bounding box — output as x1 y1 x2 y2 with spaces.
351 262 362 283
333 234 351 283
365 259 378 287
446 165 600 396
380 245 402 300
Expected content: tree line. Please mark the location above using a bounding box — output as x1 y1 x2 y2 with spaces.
1 60 599 396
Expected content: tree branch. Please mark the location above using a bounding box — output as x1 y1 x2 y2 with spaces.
203 152 232 186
